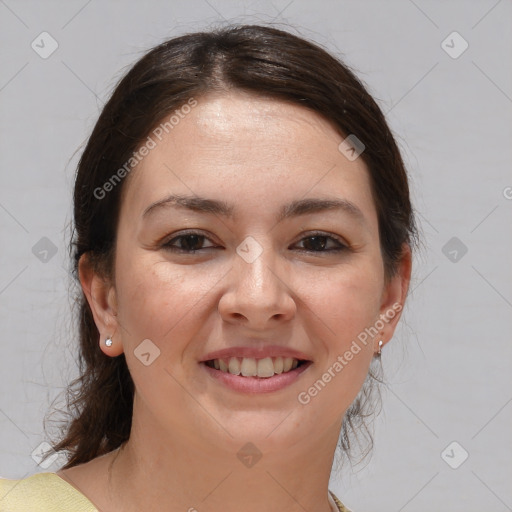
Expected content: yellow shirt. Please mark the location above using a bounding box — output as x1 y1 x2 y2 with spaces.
0 472 352 511
0 473 98 511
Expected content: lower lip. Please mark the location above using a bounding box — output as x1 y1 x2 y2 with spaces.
200 361 312 393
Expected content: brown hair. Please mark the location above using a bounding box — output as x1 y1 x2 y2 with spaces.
44 24 418 470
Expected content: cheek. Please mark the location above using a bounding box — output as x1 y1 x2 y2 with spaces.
298 257 382 403
113 250 228 349
298 258 383 336
330 279 381 338
298 269 379 415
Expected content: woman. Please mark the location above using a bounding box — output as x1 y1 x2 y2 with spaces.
0 24 416 511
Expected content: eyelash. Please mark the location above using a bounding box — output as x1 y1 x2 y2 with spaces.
161 230 349 254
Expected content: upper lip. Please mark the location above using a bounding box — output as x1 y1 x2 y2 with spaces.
199 345 312 362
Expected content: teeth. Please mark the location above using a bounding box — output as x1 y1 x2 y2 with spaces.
228 357 241 375
254 357 274 378
209 356 302 378
240 357 257 377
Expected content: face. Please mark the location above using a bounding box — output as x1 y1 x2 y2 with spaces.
88 90 408 457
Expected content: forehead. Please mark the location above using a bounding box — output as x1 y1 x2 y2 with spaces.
120 91 376 225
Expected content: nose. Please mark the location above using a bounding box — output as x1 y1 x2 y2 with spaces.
217 241 296 329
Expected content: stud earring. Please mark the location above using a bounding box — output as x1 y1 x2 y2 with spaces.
105 336 113 347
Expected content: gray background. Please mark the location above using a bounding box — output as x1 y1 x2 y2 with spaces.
1 1 511 511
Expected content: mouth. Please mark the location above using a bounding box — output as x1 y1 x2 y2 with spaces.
202 356 311 379
198 346 313 393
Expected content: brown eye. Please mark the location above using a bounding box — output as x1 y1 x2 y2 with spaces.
294 234 347 253
162 232 215 252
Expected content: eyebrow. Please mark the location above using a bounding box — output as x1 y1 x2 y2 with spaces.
142 194 367 226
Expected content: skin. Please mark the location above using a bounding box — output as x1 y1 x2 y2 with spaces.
57 90 411 512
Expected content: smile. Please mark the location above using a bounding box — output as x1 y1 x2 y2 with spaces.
204 356 306 378
200 357 312 393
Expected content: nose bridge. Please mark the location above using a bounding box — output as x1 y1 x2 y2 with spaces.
218 235 295 325
235 238 280 298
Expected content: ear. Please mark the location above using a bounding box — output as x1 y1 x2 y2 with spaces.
78 253 124 357
377 243 412 350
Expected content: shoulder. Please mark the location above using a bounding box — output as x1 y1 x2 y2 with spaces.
329 489 354 512
0 472 98 512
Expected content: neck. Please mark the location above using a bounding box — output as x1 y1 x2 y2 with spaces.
101 394 343 512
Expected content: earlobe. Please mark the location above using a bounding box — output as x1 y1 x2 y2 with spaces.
78 253 123 356
100 333 124 357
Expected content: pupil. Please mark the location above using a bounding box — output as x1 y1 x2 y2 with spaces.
305 236 326 251
182 235 202 251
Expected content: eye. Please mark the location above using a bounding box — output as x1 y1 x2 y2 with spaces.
292 233 348 253
161 231 216 253
161 231 348 254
